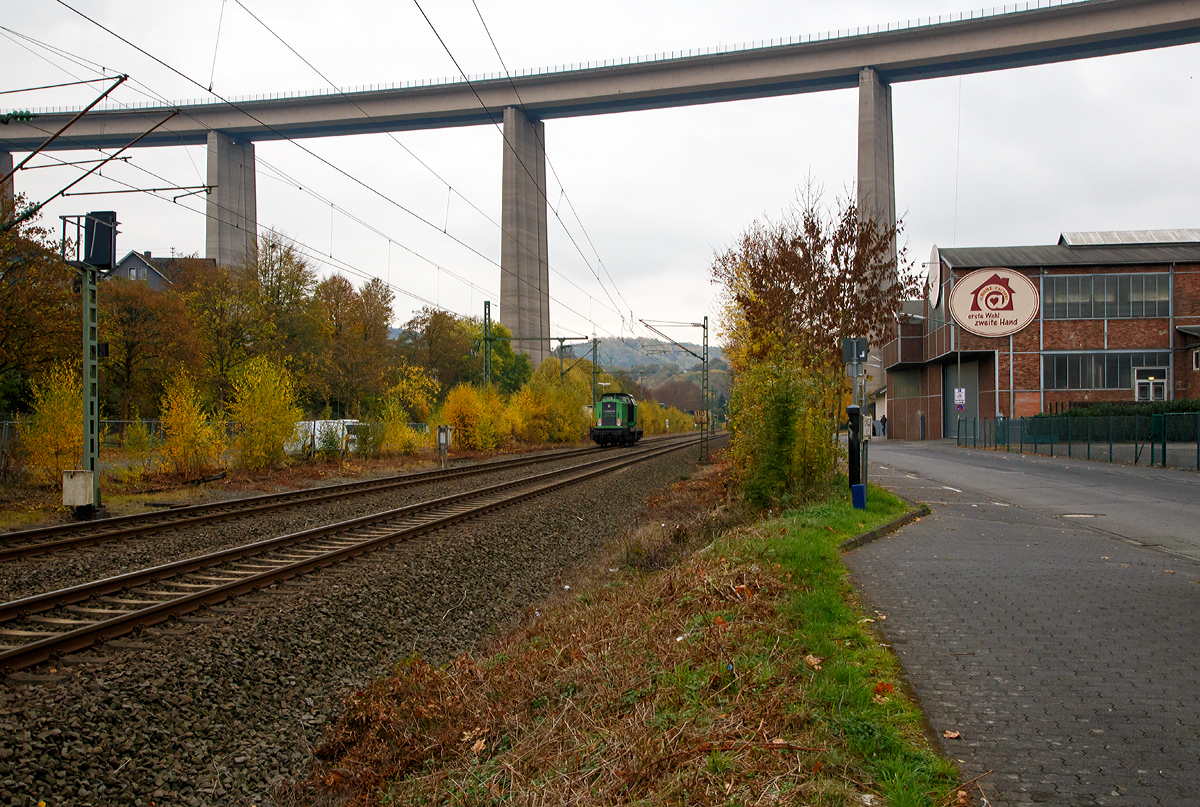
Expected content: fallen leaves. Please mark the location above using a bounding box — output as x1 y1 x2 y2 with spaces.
804 654 823 671
872 682 894 696
943 730 962 739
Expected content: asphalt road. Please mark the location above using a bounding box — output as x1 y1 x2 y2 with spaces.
845 441 1200 806
866 439 1200 562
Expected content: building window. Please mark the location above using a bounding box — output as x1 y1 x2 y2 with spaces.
1042 351 1170 390
1194 350 1199 372
892 369 920 399
1042 273 1170 320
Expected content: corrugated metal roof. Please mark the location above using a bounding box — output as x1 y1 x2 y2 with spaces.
939 243 1200 269
1059 229 1200 246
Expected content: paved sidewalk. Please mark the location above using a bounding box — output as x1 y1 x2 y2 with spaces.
845 464 1200 806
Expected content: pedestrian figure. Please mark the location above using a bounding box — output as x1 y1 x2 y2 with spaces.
880 415 887 437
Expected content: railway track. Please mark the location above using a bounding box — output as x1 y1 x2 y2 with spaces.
0 437 682 562
0 433 710 673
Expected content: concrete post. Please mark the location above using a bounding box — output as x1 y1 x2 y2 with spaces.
0 151 13 213
500 107 550 369
205 131 257 267
857 67 896 264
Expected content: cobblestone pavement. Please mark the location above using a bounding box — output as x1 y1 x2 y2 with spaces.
845 444 1200 806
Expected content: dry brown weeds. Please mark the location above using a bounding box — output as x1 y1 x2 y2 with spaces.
278 464 871 806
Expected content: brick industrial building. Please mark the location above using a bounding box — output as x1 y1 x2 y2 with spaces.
881 230 1200 441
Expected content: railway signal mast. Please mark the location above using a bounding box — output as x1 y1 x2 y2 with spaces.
61 210 116 518
640 318 711 462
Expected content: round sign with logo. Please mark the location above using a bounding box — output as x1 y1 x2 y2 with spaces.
947 268 1040 338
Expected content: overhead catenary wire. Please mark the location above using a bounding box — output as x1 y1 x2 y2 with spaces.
10 14 619 338
1 16 628 334
8 13 668 355
468 0 637 323
49 0 614 333
410 0 631 332
3 105 685 392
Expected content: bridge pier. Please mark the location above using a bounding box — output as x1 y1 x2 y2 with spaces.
856 67 897 423
500 106 551 369
856 67 896 261
205 131 257 267
1 150 13 213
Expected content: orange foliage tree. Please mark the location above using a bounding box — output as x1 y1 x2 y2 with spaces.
19 362 82 487
711 182 919 504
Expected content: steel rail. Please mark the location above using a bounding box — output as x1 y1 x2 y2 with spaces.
0 434 716 673
0 438 679 561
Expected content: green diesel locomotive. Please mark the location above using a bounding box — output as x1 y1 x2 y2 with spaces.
590 392 643 446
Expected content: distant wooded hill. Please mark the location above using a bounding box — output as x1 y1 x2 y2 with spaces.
385 332 726 373
586 339 725 370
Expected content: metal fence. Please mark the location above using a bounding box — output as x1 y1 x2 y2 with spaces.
957 413 1200 470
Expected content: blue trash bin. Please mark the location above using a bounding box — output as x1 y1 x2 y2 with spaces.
851 483 866 510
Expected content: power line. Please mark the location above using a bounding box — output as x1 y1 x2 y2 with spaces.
231 0 501 233
0 33 613 341
228 0 629 329
410 0 630 331
1 18 627 334
5 15 633 343
468 0 636 322
44 3 539 311
41 3 628 337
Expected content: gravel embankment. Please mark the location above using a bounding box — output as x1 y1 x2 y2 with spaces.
0 440 721 807
0 449 615 604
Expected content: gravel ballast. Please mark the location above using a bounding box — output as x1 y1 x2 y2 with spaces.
0 439 723 806
0 448 623 604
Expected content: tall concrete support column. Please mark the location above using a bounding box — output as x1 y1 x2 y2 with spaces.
857 67 896 268
205 131 257 267
1 151 13 213
500 106 550 368
857 67 897 423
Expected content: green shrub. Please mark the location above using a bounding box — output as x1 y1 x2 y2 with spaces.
159 372 224 478
228 356 302 470
730 360 841 509
1041 397 1200 418
316 422 343 459
441 384 510 450
124 412 155 473
19 362 82 488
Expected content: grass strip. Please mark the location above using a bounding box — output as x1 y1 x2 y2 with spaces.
280 480 957 806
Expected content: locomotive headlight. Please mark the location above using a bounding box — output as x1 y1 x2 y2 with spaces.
617 418 622 426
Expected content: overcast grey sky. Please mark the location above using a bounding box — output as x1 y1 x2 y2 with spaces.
4 0 1198 347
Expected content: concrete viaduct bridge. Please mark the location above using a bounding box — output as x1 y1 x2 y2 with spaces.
4 0 1200 364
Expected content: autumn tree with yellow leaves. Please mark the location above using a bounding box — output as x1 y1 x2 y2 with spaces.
158 372 224 478
228 356 303 470
19 362 82 487
712 183 919 506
